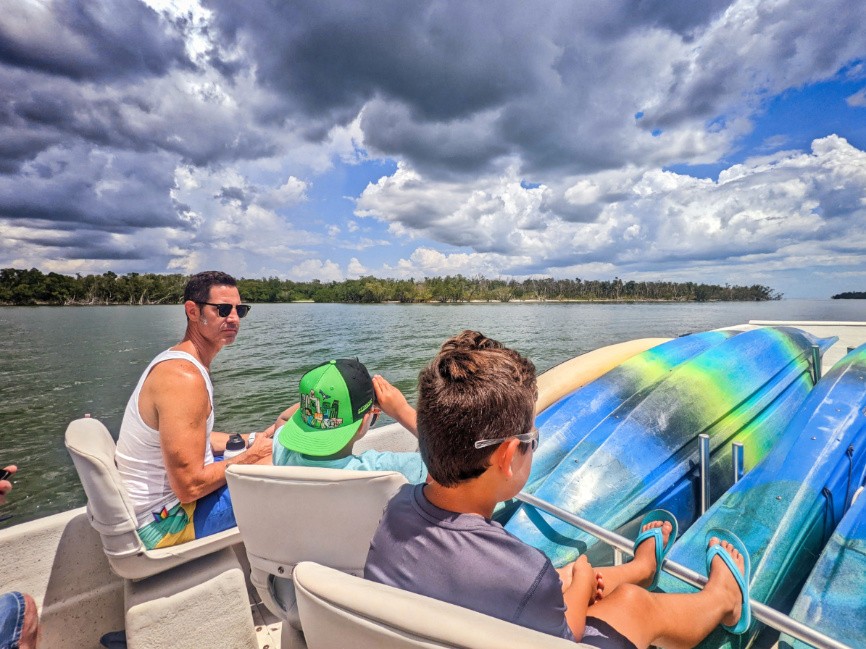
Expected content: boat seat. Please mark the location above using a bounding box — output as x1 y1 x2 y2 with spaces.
225 464 407 648
293 561 588 649
64 416 241 581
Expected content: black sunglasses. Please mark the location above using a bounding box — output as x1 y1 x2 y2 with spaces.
197 302 251 318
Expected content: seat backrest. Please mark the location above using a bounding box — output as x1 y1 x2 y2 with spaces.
225 465 407 577
64 417 145 562
293 562 584 649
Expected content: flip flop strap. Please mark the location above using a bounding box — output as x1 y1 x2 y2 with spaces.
706 545 744 599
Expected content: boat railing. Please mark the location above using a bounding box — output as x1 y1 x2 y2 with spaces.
515 491 854 649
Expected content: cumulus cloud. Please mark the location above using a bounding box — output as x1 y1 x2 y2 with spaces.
288 258 344 282
1 0 865 296
357 136 866 280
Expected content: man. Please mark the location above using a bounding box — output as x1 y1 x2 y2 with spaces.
0 465 40 649
115 271 294 550
365 330 749 649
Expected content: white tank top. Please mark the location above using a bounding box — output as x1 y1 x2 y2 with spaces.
115 349 215 527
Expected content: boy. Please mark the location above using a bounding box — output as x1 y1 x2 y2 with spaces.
365 331 750 649
273 358 426 483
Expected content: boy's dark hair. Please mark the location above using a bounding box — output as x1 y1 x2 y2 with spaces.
417 330 537 487
183 271 238 304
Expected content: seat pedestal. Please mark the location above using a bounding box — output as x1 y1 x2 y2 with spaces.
124 548 257 649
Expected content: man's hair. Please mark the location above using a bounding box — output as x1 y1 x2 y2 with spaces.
417 330 537 487
183 271 238 304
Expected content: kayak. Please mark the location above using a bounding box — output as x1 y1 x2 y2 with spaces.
534 337 671 416
656 343 866 649
779 485 866 649
507 326 836 567
529 330 741 494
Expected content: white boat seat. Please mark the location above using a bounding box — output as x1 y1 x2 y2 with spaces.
64 416 240 581
225 464 407 641
293 561 589 649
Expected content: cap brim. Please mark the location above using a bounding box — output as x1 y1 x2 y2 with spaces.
277 408 364 456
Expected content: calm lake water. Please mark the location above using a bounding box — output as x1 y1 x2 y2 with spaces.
2 299 865 528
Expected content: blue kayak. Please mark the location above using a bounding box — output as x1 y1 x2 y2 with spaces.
529 330 740 494
508 327 836 567
779 486 866 649
657 343 866 649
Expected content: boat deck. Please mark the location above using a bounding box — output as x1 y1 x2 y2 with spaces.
2 321 864 649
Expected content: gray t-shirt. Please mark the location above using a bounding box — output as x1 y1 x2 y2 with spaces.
364 483 575 641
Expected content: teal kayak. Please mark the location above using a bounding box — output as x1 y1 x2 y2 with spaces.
657 343 866 649
507 327 835 567
779 487 866 649
529 330 740 494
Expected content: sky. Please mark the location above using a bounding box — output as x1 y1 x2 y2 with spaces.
1 0 865 298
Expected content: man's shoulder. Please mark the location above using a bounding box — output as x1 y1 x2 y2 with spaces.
145 356 208 391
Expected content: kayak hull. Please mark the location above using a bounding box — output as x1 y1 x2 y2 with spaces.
507 327 836 568
657 344 866 649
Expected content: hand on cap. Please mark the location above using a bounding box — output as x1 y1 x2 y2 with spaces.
372 375 418 435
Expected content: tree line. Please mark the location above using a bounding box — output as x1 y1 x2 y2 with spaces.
0 267 782 306
831 292 866 299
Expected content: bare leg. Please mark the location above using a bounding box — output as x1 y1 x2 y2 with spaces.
596 519 672 593
585 538 745 649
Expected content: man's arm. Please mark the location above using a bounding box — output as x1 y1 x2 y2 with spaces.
148 361 273 503
209 403 300 455
372 375 418 436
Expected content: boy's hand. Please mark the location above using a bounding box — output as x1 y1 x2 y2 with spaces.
372 375 418 435
0 465 17 506
568 556 599 606
594 571 605 603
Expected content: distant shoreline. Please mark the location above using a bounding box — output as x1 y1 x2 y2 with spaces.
0 268 783 305
1 297 777 307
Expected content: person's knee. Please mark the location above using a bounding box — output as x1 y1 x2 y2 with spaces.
20 593 39 649
605 583 650 609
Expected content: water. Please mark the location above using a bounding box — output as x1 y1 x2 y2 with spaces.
1 299 865 529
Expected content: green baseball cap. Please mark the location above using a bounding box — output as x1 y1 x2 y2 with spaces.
278 359 375 456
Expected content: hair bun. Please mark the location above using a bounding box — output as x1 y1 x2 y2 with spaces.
437 349 479 381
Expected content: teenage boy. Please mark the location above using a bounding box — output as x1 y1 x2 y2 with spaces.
365 330 750 649
273 359 426 483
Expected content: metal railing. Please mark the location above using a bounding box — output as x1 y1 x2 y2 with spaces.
514 491 853 649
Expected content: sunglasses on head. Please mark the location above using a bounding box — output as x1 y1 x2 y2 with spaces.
197 302 252 318
474 427 539 452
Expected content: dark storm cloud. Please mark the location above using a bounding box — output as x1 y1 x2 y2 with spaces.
0 145 186 231
12 229 151 260
0 0 189 81
205 0 551 125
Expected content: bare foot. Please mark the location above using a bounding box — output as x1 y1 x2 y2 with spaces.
707 537 745 628
632 520 673 587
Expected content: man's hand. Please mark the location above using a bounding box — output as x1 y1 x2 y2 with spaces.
241 424 275 464
372 375 418 435
0 465 17 507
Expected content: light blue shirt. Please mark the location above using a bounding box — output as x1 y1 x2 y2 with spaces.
272 438 428 484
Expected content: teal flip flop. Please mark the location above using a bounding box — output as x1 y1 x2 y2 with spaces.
633 509 678 591
705 528 751 635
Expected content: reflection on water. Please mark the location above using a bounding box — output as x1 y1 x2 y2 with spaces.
1 299 864 527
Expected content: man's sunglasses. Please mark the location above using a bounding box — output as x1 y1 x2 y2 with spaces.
474 427 539 452
197 302 252 318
